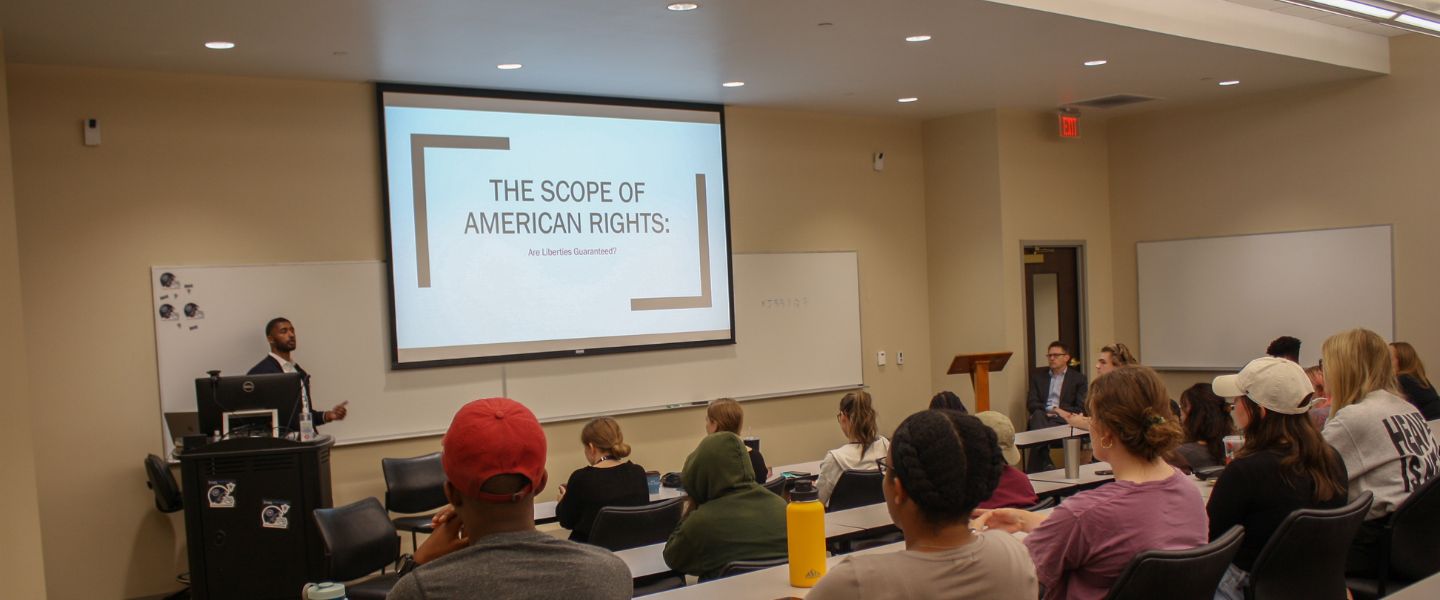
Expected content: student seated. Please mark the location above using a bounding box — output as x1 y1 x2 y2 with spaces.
662 432 787 579
974 410 1039 509
817 390 890 505
389 398 631 600
1174 383 1230 471
808 410 1039 600
1391 341 1440 420
555 417 649 544
928 390 968 413
975 366 1207 600
706 398 769 483
1027 341 1088 468
1321 329 1440 575
1208 357 1348 600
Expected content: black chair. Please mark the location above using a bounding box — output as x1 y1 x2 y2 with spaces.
827 469 884 511
763 476 787 497
1348 476 1440 599
144 455 189 600
1105 525 1245 600
145 454 183 514
380 452 447 550
712 556 789 580
1025 496 1058 512
313 497 403 600
588 497 685 551
1246 491 1374 600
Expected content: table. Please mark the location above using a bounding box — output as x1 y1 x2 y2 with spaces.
1029 461 1115 486
620 505 874 579
1030 478 1076 497
1013 424 1088 448
771 460 823 477
644 542 907 599
535 485 687 524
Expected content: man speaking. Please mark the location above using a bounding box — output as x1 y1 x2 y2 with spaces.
248 317 349 428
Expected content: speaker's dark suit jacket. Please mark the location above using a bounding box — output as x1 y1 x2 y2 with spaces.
248 355 327 426
1026 367 1088 417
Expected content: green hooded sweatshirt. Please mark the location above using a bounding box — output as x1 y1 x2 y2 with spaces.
662 432 789 579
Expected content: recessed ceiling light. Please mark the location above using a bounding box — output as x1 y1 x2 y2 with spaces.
667 2 699 10
1397 13 1440 32
1219 80 1241 86
204 41 236 50
722 81 745 88
1305 0 1398 20
905 35 932 42
497 63 523 70
897 97 919 103
1083 59 1108 67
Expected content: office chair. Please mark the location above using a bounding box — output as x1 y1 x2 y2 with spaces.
380 452 447 552
313 497 402 600
1105 525 1245 600
143 454 189 600
826 469 884 512
1347 475 1440 599
588 497 685 552
1246 491 1374 600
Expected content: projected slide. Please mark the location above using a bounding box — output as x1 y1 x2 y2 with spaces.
378 86 733 367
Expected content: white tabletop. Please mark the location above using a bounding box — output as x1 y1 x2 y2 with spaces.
1027 461 1115 485
1014 424 1089 448
535 486 687 524
620 503 878 579
825 502 892 532
1029 478 1076 496
644 542 907 599
771 460 824 477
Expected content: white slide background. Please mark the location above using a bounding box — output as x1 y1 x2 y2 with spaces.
1137 225 1393 369
151 252 861 451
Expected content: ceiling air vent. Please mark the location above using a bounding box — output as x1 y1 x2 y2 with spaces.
1067 94 1159 109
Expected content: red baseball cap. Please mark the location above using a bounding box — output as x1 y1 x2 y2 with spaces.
441 398 547 503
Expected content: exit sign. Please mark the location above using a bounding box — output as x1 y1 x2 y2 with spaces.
1059 113 1081 139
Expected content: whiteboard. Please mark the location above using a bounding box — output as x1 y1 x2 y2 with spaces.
151 252 862 450
1137 225 1393 369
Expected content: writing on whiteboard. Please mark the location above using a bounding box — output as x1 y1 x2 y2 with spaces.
759 297 809 310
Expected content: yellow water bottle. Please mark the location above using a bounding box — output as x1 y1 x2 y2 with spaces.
786 479 827 587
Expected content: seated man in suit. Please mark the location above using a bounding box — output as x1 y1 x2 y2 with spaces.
1025 341 1086 471
248 317 348 427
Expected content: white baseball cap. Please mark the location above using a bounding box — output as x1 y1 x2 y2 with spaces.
1212 356 1315 415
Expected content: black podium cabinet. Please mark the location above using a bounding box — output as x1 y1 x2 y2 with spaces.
178 435 334 600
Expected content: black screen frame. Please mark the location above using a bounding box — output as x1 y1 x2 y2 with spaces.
375 83 736 369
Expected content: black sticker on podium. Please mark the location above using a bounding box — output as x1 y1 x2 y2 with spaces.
206 480 236 508
260 500 291 530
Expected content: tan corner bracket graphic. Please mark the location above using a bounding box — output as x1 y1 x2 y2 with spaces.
629 173 712 311
410 134 511 288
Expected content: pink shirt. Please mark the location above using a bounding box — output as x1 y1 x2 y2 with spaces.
1023 467 1207 600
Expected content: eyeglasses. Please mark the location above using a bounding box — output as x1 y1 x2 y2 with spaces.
876 456 889 475
1046 353 1067 359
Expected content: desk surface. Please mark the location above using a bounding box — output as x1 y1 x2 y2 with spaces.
645 542 907 599
535 486 686 524
1027 461 1114 485
1014 424 1089 448
772 460 823 477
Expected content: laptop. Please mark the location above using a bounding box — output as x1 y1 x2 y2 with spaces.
164 411 201 444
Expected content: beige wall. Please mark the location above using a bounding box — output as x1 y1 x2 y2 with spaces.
5 65 935 598
0 33 48 600
923 111 1006 407
1109 34 1440 392
923 109 1115 428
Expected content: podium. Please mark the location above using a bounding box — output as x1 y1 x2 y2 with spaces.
947 352 1013 412
177 435 334 600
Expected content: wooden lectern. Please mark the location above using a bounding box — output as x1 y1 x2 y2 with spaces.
947 351 1013 412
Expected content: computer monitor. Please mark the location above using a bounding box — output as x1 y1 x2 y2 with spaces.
194 373 304 438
